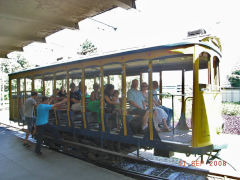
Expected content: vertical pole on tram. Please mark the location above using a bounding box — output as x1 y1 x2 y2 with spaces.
24 77 26 102
94 76 97 84
208 56 211 85
181 69 185 115
140 72 143 85
9 79 12 120
42 75 45 96
212 56 217 88
159 71 162 105
107 75 110 84
172 95 175 135
192 45 200 147
17 78 20 124
66 71 71 127
81 68 87 129
122 63 127 136
31 77 35 91
217 59 220 87
53 73 58 125
176 68 189 130
32 77 36 117
148 60 154 141
100 66 105 132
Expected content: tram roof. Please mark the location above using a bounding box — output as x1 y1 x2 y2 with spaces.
0 0 135 58
9 40 222 79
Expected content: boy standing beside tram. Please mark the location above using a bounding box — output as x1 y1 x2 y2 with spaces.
35 96 66 155
23 91 38 147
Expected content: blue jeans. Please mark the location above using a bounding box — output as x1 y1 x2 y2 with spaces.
25 117 36 133
159 106 173 127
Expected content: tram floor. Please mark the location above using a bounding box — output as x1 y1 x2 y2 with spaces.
0 126 133 180
158 129 192 145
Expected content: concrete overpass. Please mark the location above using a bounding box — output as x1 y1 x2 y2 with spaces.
0 0 136 58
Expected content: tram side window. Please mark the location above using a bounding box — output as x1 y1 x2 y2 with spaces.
10 79 17 116
199 53 211 91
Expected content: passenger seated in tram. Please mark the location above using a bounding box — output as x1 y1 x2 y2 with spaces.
141 82 171 132
75 81 90 98
152 81 173 128
127 79 149 133
69 83 81 111
104 84 120 130
112 90 121 111
75 81 82 97
112 90 121 131
87 83 101 123
90 83 100 101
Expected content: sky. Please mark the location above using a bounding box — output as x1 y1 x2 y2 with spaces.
7 0 240 85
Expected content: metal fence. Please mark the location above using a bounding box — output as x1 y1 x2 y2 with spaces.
222 88 240 103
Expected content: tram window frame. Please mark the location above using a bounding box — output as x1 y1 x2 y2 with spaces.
199 52 211 90
11 79 17 94
26 78 32 92
20 78 24 92
34 79 43 95
45 79 54 97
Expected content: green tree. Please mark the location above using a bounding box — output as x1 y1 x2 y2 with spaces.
228 69 240 87
1 53 30 73
1 53 31 102
78 39 97 55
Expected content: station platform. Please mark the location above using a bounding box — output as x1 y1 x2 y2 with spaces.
0 125 132 180
1 109 240 179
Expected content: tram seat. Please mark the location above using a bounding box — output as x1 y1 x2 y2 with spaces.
86 112 99 129
125 102 140 117
48 109 56 125
70 111 82 127
56 110 68 127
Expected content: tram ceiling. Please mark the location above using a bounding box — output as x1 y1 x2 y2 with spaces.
0 0 136 58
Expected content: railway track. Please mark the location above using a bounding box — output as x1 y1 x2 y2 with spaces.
1 122 239 180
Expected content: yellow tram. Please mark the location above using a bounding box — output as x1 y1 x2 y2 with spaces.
8 35 225 157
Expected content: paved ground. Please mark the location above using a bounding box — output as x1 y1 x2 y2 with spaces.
1 109 240 179
0 125 132 180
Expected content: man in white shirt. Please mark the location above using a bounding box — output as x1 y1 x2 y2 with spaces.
127 79 149 132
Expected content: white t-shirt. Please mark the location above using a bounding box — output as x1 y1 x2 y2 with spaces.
24 97 36 118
